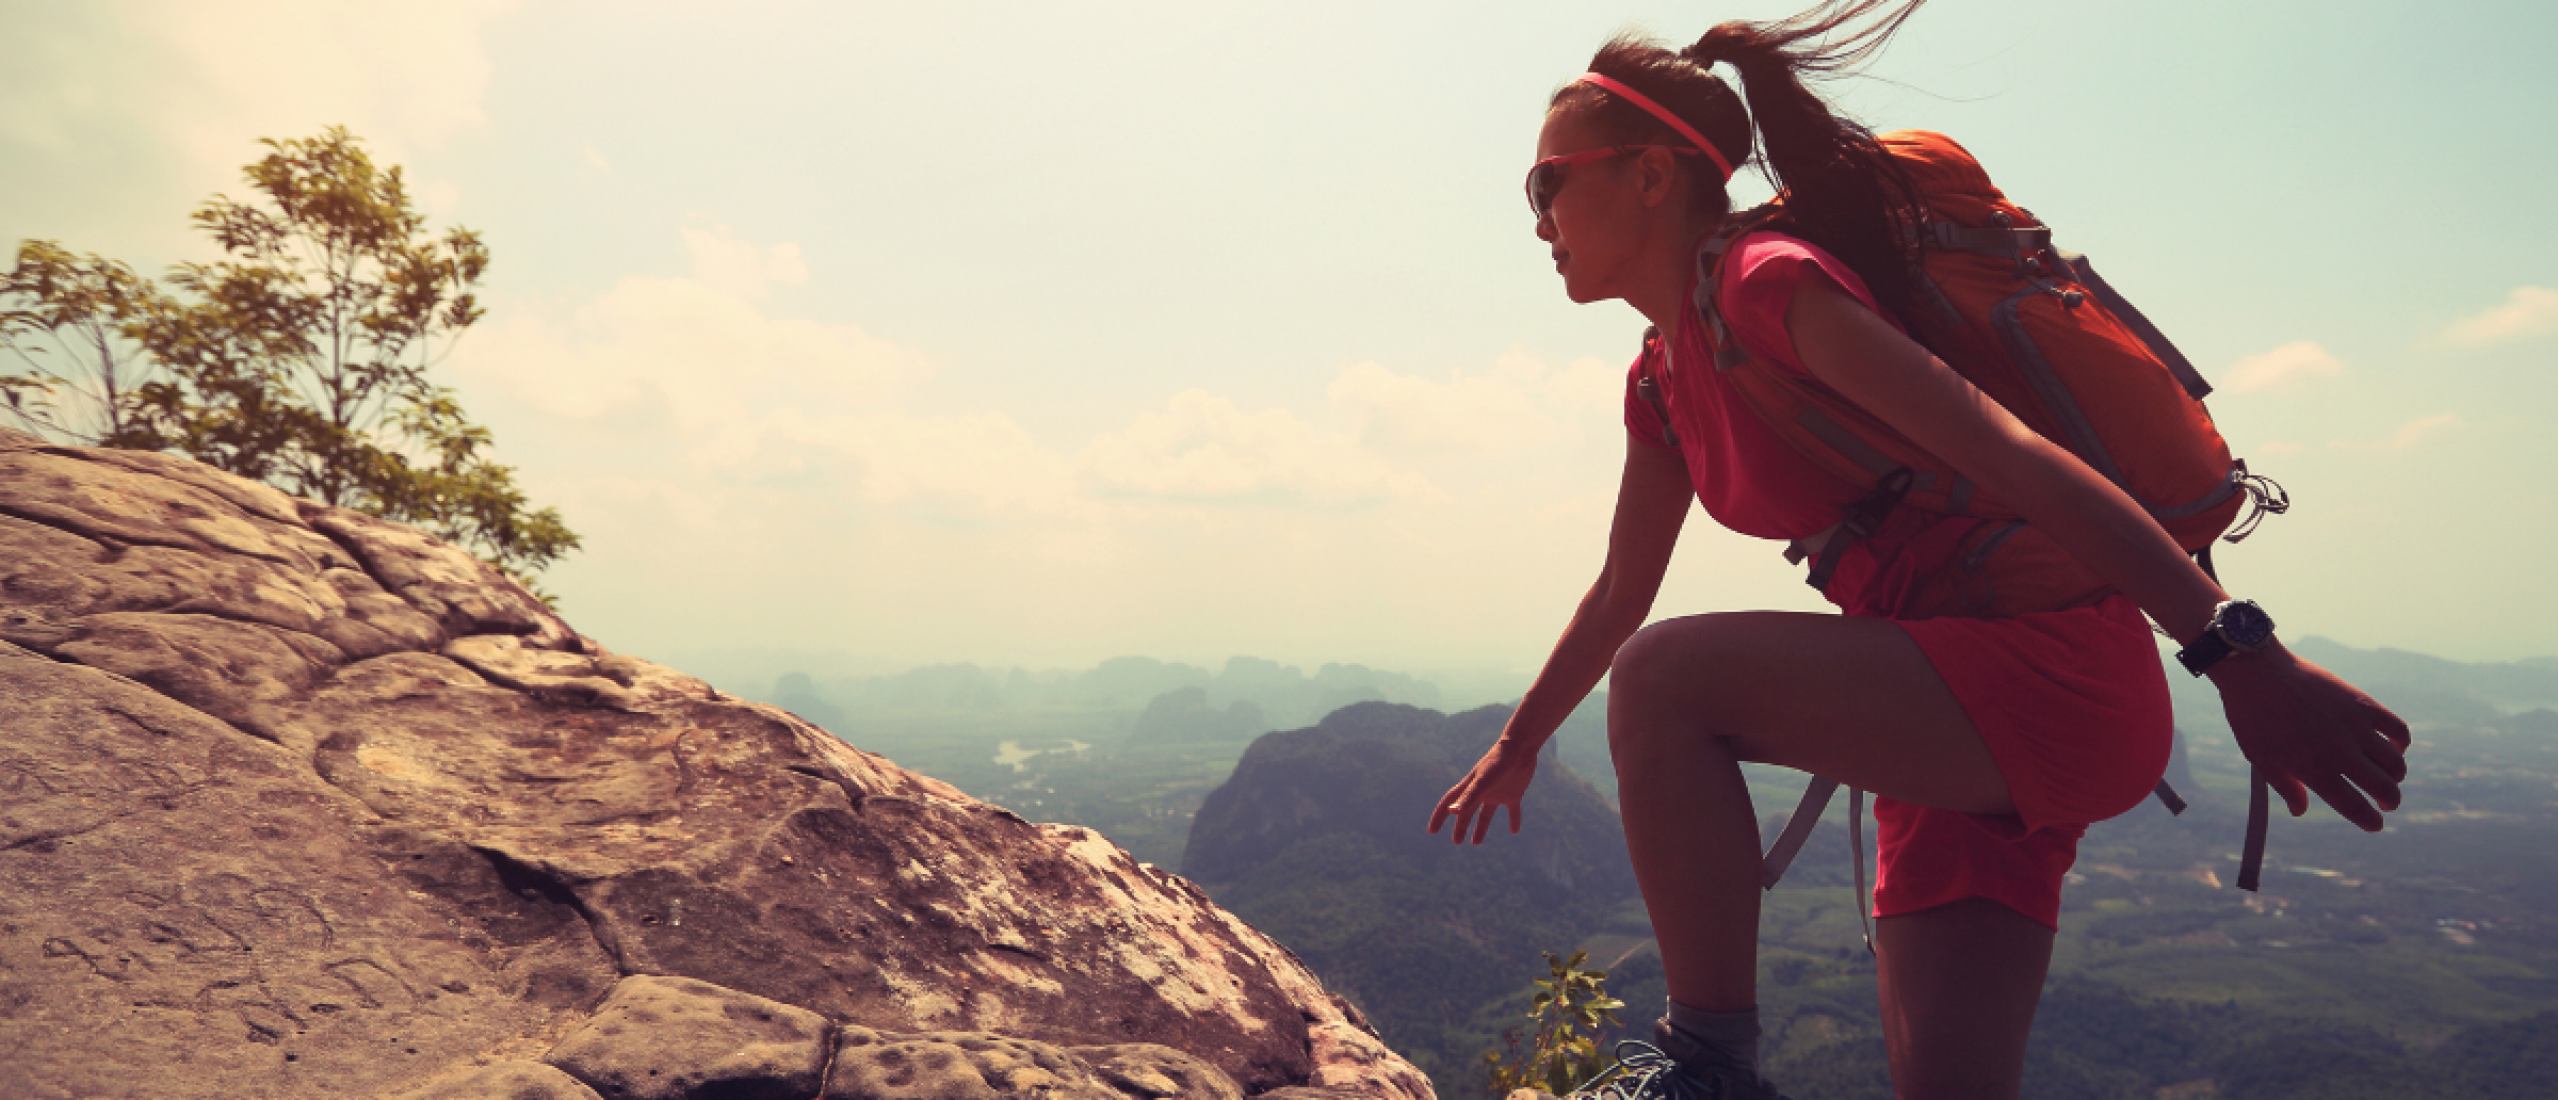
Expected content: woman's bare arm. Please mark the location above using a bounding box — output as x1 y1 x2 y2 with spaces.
1785 275 2409 827
1429 429 1692 843
1508 431 1694 748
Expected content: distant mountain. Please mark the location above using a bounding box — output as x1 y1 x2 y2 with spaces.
771 670 849 730
1543 692 1615 803
2291 636 2558 721
1183 702 1636 1092
2286 637 2558 713
2167 636 2558 740
756 655 1442 731
1132 686 1269 744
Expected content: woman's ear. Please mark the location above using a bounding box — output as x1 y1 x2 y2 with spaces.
1635 146 1685 210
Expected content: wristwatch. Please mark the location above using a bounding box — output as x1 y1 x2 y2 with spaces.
2176 598 2276 676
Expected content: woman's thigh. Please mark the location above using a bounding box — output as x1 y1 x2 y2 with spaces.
1607 610 2014 817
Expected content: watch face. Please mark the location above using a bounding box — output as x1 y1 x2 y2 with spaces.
2220 600 2276 648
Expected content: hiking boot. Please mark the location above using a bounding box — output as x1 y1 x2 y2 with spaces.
1561 1023 1790 1100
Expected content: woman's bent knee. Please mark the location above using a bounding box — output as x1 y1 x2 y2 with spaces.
1607 616 1740 766
1609 616 1731 705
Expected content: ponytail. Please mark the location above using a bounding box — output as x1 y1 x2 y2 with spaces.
1682 0 1927 314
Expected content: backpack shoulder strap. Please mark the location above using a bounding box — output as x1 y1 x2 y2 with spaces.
1633 326 1679 449
1692 205 1987 592
1690 204 1785 373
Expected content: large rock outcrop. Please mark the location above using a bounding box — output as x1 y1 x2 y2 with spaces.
0 427 1431 1100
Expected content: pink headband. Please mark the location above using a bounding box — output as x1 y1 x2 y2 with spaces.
1574 72 1735 183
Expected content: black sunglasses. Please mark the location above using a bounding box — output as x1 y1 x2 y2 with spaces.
1526 145 1702 218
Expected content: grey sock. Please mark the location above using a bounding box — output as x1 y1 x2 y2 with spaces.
1664 1000 1760 1075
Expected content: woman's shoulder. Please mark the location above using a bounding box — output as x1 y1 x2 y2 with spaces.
1726 226 1831 263
1722 229 1859 291
1714 227 1889 327
1706 227 1898 372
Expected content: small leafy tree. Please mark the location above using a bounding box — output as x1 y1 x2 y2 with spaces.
1483 950 1627 1099
1 128 576 590
0 242 173 447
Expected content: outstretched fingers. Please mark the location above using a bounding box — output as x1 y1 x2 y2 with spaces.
1430 797 1518 846
2322 695 2409 824
1428 784 1468 841
1472 801 1519 845
2340 750 2404 815
1430 780 1519 845
2302 771 2384 831
2365 695 2414 752
2275 743 2395 830
2284 722 2407 831
2361 725 2410 786
2230 654 2416 830
2270 769 2311 819
1430 739 1539 845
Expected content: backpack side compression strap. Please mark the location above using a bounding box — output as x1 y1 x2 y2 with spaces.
2057 247 2214 402
2237 766 2272 892
2193 543 2274 892
1756 778 1874 954
1760 777 1838 889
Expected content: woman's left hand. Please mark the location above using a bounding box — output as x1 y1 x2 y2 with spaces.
1430 736 1542 844
2213 643 2412 830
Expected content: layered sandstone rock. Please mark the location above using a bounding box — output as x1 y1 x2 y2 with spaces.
0 427 1431 1100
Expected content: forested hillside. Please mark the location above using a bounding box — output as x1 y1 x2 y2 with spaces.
751 640 2558 1096
1183 703 1633 1087
1176 680 2558 1097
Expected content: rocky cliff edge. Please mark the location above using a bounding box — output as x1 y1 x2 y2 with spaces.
0 426 1432 1100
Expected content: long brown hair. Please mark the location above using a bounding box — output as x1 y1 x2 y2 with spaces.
1551 0 1927 314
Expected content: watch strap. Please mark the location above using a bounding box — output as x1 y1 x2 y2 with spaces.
2176 630 2233 677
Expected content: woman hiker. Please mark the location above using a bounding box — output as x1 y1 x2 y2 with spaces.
1425 3 2411 1097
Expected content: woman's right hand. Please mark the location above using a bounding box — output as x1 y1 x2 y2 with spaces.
2212 643 2411 829
1430 736 1542 844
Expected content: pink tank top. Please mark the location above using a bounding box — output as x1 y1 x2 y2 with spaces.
1621 231 2002 619
1620 230 1891 539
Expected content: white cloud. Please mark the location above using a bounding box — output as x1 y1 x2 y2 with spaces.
0 1 514 261
1327 350 1619 456
138 0 514 171
2221 341 2342 395
460 225 1443 518
1083 390 1437 507
456 226 952 481
2331 413 2460 454
681 223 809 300
467 269 1082 512
2443 287 2558 346
462 274 916 427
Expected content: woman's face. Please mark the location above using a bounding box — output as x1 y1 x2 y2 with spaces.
1534 105 1650 305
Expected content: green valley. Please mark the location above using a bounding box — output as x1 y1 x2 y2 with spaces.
738 641 2558 1098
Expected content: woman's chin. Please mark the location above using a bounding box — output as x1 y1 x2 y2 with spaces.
1558 266 1611 304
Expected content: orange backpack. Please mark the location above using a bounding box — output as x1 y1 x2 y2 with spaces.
1659 131 2295 916
1644 129 2285 618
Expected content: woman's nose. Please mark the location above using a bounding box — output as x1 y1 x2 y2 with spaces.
1535 213 1556 242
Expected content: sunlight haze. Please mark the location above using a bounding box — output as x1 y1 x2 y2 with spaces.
5 0 2552 681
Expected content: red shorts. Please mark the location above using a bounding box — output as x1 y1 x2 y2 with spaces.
1865 595 2174 929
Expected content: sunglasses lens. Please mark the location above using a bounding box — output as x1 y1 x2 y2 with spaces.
1527 164 1559 216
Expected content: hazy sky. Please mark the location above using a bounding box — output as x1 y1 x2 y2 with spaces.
5 0 2553 678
